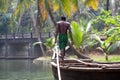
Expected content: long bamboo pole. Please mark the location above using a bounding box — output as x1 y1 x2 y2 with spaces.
52 45 61 80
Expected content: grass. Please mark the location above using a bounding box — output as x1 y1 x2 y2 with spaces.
34 54 120 62
34 56 52 61
89 54 120 62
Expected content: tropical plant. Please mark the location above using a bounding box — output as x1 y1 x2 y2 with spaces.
71 21 83 48
93 28 120 61
70 20 96 59
92 10 120 60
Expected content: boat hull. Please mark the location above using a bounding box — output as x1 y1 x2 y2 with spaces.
51 60 120 80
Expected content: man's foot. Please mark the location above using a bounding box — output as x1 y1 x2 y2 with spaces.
60 62 65 66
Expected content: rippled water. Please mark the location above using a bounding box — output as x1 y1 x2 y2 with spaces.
0 59 54 80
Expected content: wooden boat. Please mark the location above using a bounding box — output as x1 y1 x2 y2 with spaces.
51 59 120 80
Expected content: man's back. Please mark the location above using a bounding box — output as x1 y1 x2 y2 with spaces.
57 21 70 34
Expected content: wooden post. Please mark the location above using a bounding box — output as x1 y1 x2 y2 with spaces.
48 32 51 38
28 33 33 58
39 32 41 39
13 33 15 39
30 32 33 39
5 33 8 58
22 33 24 38
106 0 109 11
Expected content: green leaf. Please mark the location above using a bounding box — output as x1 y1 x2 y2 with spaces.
108 43 119 53
44 38 54 49
71 21 83 48
33 41 42 46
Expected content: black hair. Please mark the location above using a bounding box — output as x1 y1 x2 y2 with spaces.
61 16 66 21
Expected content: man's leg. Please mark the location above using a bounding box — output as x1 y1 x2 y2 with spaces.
61 48 65 65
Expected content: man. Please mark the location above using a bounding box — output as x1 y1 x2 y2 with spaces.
55 16 73 64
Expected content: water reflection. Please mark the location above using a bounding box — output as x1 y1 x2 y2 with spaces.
0 59 53 80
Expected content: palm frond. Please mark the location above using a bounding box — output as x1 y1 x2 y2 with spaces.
71 21 83 48
84 0 98 11
10 0 33 26
0 0 12 13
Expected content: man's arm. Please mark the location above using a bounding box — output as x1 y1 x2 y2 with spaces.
55 24 59 43
68 24 73 44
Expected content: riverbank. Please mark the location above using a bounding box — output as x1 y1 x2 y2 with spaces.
34 54 120 63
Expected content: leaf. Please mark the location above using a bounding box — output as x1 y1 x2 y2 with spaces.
0 0 10 13
91 0 98 10
86 20 92 33
71 21 83 48
44 38 54 49
61 0 71 17
107 43 118 53
33 41 42 46
39 0 48 21
53 3 59 12
84 0 98 11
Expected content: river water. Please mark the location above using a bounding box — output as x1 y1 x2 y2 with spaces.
0 59 54 80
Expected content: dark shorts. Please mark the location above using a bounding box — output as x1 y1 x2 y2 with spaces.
58 34 68 50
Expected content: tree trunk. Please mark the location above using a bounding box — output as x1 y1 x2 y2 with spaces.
106 0 110 11
46 1 57 27
110 0 115 15
68 43 90 59
29 0 46 56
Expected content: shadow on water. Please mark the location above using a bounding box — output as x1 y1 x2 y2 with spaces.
0 59 54 80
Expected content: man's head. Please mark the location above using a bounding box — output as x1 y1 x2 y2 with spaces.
61 16 66 21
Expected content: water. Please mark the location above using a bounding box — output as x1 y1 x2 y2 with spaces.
0 59 54 80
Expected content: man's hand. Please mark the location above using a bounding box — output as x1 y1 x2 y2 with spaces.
54 39 57 44
54 38 57 47
70 41 74 45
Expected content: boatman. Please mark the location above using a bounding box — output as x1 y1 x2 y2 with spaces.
54 16 73 65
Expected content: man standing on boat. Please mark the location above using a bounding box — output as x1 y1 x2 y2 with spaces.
55 16 73 64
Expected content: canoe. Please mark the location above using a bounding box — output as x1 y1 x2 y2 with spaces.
51 59 120 80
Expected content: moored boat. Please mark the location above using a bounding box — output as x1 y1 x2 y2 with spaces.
51 59 120 80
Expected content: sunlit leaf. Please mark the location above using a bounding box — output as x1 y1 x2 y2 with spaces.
91 0 98 10
71 21 83 48
53 3 59 12
84 0 98 11
33 41 42 46
44 38 54 49
39 0 48 21
86 20 92 33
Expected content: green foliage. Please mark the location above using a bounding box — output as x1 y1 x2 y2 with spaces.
0 14 10 34
108 42 120 53
33 37 54 50
104 27 120 41
70 19 99 51
93 27 120 54
44 38 54 49
93 10 120 27
0 0 11 13
91 9 120 54
71 21 83 48
33 41 42 46
10 0 33 26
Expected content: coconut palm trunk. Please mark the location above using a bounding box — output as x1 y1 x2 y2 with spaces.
29 0 46 56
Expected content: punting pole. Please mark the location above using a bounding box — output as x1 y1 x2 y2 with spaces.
53 45 61 80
